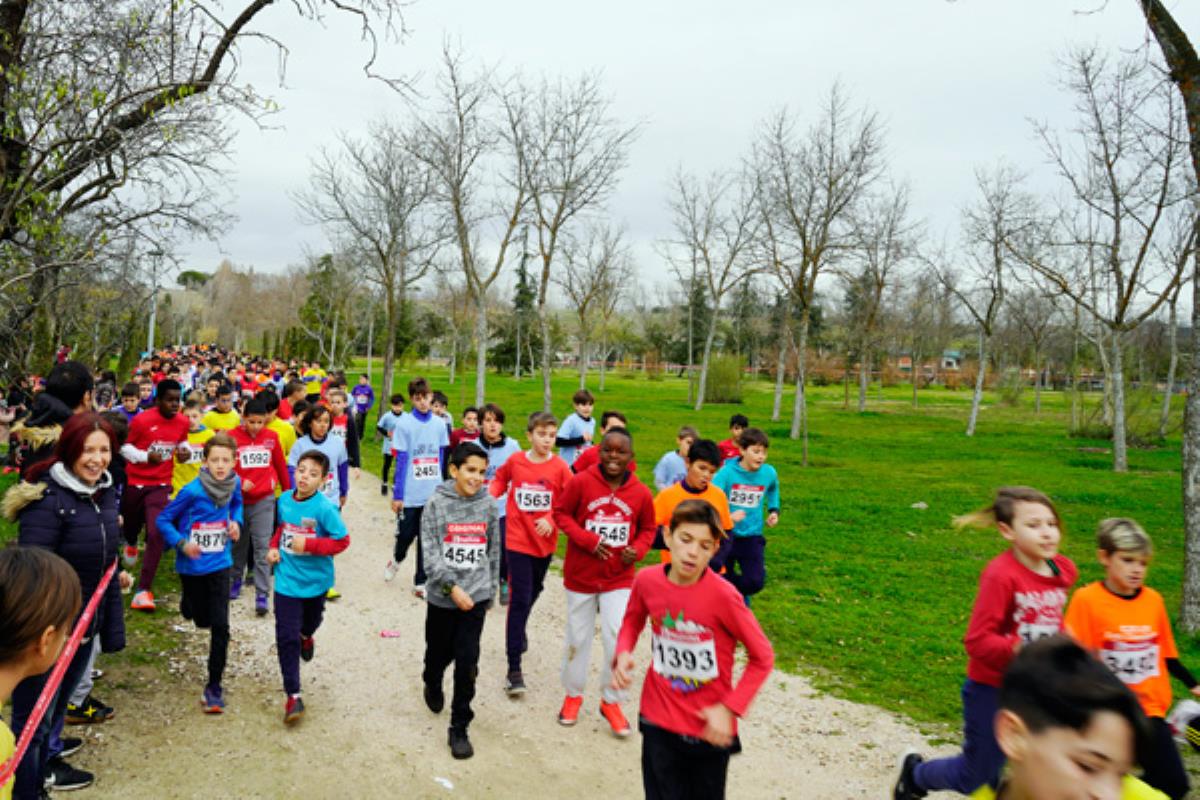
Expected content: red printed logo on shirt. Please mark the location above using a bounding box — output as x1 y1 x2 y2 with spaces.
1013 588 1068 644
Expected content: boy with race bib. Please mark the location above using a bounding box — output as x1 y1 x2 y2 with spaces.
288 405 349 510
157 433 243 713
489 411 572 697
419 442 501 760
612 500 774 800
171 398 214 499
267 450 350 725
1064 519 1199 800
711 428 779 605
553 428 655 738
478 403 521 606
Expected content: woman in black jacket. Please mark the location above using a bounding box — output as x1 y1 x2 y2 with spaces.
1 412 132 798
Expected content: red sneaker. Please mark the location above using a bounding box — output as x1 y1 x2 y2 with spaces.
557 695 583 726
284 694 305 725
599 701 632 739
130 590 155 612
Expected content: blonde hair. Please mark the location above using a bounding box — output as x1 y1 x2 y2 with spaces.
954 486 1062 533
1096 518 1152 556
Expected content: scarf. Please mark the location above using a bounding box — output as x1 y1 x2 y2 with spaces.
198 468 237 508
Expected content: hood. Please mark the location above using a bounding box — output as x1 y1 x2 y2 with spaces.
579 462 636 493
49 462 113 496
481 432 508 449
24 391 73 429
434 479 491 504
1 480 48 521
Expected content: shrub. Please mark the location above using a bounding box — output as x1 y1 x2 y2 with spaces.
998 368 1024 406
705 355 743 403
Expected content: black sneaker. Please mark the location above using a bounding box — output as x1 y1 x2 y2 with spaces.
504 670 526 698
58 737 84 758
300 636 315 663
45 756 94 791
65 694 114 725
380 483 388 496
448 727 474 760
893 750 927 800
424 683 444 714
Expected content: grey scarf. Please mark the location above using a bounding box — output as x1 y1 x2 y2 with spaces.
198 469 236 508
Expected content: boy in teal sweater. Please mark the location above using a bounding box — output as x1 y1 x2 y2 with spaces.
712 428 779 604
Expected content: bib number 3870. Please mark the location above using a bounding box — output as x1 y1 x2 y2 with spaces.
652 629 718 682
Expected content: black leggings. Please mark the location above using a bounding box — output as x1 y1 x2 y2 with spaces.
1142 717 1189 800
180 569 231 688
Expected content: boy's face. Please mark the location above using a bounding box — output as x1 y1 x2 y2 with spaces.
216 393 233 412
122 395 139 412
482 413 502 441
451 454 488 497
999 500 1061 568
411 392 432 414
309 412 330 439
359 376 369 385
678 436 694 457
575 401 594 419
328 395 347 416
243 413 267 438
184 407 203 431
432 400 447 417
294 459 325 497
289 386 306 401
996 709 1133 800
205 446 235 481
157 389 181 417
206 380 219 396
730 424 745 439
390 401 404 415
599 434 633 481
139 383 152 400
528 424 557 456
1098 549 1149 595
684 458 717 491
740 443 768 471
665 522 719 584
462 411 479 432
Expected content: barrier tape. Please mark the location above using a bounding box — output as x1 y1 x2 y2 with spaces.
0 559 117 789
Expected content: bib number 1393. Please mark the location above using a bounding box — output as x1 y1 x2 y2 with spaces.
651 629 718 682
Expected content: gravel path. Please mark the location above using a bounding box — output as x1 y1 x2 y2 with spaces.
67 472 951 798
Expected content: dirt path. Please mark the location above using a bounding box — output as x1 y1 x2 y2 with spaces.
69 473 952 798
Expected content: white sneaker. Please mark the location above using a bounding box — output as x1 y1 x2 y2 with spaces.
413 584 426 599
383 560 398 582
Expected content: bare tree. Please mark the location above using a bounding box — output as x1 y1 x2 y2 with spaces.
555 223 632 390
1006 286 1059 415
902 270 953 409
1158 214 1195 437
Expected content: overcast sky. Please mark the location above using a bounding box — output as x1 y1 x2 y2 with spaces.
178 0 1200 300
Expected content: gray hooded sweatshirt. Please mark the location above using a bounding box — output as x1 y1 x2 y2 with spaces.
420 479 501 609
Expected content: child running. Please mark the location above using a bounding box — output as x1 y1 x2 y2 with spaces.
201 384 240 433
653 426 697 492
711 428 780 605
267 450 350 725
652 439 734 568
288 405 349 511
478 403 521 606
325 388 362 480
716 414 747 464
570 411 637 475
376 393 405 496
230 396 290 615
554 428 655 738
1064 519 1197 800
171 398 214 499
612 499 775 800
894 486 1078 800
419 442 500 760
490 411 572 697
555 389 595 467
449 407 481 450
156 433 243 713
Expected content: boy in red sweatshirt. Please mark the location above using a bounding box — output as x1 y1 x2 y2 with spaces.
553 428 655 738
612 499 774 800
229 395 290 616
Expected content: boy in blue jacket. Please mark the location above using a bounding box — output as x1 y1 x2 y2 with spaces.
711 428 780 605
157 432 244 713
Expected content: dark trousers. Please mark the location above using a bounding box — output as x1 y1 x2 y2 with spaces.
1142 717 1189 800
640 719 736 800
498 517 508 583
181 569 231 688
913 679 1004 793
274 593 326 695
121 483 170 592
381 453 395 486
394 505 427 585
723 536 766 598
354 410 368 440
505 550 551 672
9 634 93 799
423 602 489 730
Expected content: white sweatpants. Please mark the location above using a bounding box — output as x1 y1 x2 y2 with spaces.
561 588 631 704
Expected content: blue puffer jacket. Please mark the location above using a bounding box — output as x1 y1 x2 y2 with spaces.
3 464 126 652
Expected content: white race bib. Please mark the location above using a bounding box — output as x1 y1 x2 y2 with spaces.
412 457 440 481
149 441 176 460
586 515 631 547
238 447 271 469
1102 638 1161 685
514 484 552 513
728 484 764 509
185 444 204 464
441 522 487 569
331 423 347 439
189 521 228 553
652 625 718 683
280 521 316 555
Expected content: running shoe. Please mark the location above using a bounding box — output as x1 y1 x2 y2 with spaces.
89 668 104 682
130 589 155 612
893 750 927 800
499 580 509 606
504 671 526 698
424 683 445 714
413 584 426 599
66 695 114 725
325 587 341 601
300 636 315 663
599 701 632 738
44 757 93 791
379 482 388 496
383 560 398 582
448 727 474 760
284 694 305 725
202 684 225 714
121 545 139 567
558 695 583 726
255 593 269 617
229 579 242 600
58 737 83 758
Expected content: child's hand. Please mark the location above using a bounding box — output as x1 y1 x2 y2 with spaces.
696 704 735 748
174 444 190 462
118 570 133 591
289 536 306 555
766 511 779 528
181 542 201 559
228 522 240 542
147 450 164 465
611 652 636 690
534 517 553 537
620 546 638 565
391 500 404 515
339 495 347 510
450 586 475 611
242 479 255 494
267 548 281 565
583 431 593 443
594 542 613 560
731 510 746 523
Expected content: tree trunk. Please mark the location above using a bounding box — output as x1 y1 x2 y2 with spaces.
686 288 695 406
966 327 987 437
540 313 553 413
381 285 398 403
694 313 719 411
771 338 788 421
857 345 868 413
366 311 374 383
474 294 488 408
1182 216 1200 631
789 308 811 466
448 329 457 385
911 348 920 409
1097 327 1115 428
514 318 522 380
578 327 588 390
1111 329 1128 472
599 332 608 392
1160 299 1179 439
1071 305 1082 434
1033 347 1042 415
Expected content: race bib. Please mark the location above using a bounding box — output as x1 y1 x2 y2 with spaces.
586 515 631 547
185 444 204 464
238 447 271 469
652 625 718 683
321 472 338 500
442 522 487 569
1102 638 1161 685
280 520 316 555
1018 622 1059 644
412 457 440 481
514 484 552 513
728 484 764 509
189 521 228 553
149 441 176 460
331 423 347 439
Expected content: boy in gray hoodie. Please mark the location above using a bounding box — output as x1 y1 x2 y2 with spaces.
420 441 501 760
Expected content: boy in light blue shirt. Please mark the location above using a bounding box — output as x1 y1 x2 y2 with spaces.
375 393 405 496
711 428 780 605
653 425 697 491
555 389 595 466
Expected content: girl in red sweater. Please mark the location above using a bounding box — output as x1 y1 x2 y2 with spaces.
894 486 1078 800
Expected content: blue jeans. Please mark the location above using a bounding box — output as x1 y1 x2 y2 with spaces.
9 635 94 799
913 679 1004 793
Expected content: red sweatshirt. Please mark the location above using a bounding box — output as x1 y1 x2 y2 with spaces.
717 438 740 464
125 408 190 486
571 445 637 476
229 427 290 504
449 428 481 449
965 550 1078 686
489 450 572 558
554 465 656 594
617 565 774 739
